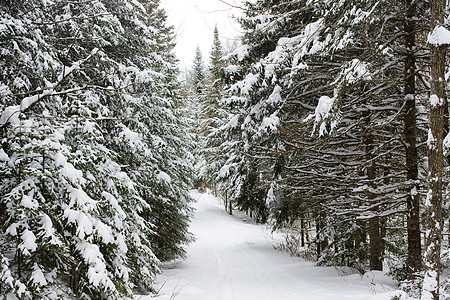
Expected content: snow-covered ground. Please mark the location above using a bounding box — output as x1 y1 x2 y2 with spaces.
139 191 403 300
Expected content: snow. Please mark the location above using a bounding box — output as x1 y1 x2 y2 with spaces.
445 132 450 153
297 18 325 58
40 214 61 245
225 65 241 74
342 59 372 83
76 241 115 290
120 125 142 147
21 192 38 209
229 45 251 61
64 209 94 239
219 164 232 179
68 187 96 210
427 25 450 46
315 95 335 120
429 94 443 107
264 35 304 77
427 129 436 150
260 113 280 132
304 95 338 137
0 148 8 162
31 264 47 286
158 171 172 184
421 269 438 300
144 191 398 300
239 73 259 96
267 85 282 105
266 186 276 205
57 48 99 82
20 229 37 254
60 162 86 185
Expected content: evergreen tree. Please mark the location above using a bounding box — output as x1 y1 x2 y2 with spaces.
210 25 225 80
201 26 230 196
0 0 192 298
192 46 206 94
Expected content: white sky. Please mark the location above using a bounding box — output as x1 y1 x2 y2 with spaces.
160 0 244 70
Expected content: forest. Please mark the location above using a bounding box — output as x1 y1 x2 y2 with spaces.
0 0 449 299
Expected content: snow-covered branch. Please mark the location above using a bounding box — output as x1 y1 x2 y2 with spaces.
0 48 99 128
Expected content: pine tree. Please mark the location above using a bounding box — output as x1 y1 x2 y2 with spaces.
210 25 225 80
0 0 192 298
202 26 230 197
192 46 206 94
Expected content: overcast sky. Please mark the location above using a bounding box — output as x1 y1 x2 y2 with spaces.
160 0 244 70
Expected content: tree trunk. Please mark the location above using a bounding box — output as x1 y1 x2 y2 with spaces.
421 0 447 298
404 0 421 279
369 216 382 270
301 213 305 248
224 193 228 211
315 211 328 260
316 213 321 260
364 109 382 271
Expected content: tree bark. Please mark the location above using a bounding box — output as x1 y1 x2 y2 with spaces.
301 213 305 248
364 110 382 271
225 193 228 211
369 216 382 270
421 1 447 298
404 0 421 279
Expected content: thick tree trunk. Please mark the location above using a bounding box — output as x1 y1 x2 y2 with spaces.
369 216 382 271
404 0 421 279
364 111 383 271
421 1 447 298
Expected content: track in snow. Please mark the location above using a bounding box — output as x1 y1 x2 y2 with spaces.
141 191 398 300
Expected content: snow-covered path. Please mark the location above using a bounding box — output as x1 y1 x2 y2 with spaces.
142 191 398 300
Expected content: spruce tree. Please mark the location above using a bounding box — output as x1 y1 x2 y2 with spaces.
210 25 225 80
192 46 206 95
0 0 192 298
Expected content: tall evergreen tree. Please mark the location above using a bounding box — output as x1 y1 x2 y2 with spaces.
210 25 225 80
0 0 192 298
192 46 206 94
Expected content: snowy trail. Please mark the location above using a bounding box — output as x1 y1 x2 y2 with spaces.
140 191 397 300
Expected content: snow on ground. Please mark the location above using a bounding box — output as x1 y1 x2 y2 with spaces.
138 191 401 300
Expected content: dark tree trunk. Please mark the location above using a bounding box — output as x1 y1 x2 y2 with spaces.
315 211 328 260
301 214 305 248
316 213 322 260
369 216 382 271
403 0 421 279
224 193 228 211
364 109 382 271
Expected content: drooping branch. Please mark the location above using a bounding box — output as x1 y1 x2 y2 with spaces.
0 48 99 128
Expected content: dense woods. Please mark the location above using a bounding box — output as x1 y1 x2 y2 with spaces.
0 0 449 299
197 0 450 299
0 0 192 298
